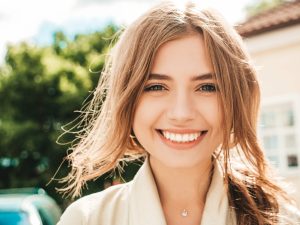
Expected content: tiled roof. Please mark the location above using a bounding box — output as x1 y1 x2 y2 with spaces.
236 0 300 37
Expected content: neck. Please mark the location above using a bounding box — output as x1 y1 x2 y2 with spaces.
149 156 213 208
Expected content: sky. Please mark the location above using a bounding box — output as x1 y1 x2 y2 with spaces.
0 0 254 62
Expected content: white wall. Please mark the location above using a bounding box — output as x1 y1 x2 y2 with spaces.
243 24 300 98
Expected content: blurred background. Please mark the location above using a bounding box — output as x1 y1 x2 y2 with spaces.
0 0 299 220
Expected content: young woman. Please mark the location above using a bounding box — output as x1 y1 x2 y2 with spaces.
57 1 300 225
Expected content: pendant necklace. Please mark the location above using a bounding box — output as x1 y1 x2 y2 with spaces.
181 209 188 217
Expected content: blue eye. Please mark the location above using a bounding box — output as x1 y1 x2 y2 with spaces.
144 84 167 92
198 84 217 92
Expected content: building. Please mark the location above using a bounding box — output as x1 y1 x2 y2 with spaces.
237 0 300 203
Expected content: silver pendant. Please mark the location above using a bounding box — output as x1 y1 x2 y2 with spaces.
181 209 188 217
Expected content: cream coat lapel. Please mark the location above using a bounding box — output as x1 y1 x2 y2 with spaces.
128 157 232 225
128 157 167 225
200 162 230 225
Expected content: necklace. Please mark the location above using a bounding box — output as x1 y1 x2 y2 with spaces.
178 164 214 218
181 209 188 217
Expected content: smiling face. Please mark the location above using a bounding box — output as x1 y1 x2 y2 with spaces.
132 33 223 169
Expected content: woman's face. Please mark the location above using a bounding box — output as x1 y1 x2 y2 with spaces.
133 33 223 169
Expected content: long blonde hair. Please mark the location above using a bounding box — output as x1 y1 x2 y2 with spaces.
59 1 296 224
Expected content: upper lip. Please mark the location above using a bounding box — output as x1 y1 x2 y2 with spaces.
157 129 206 134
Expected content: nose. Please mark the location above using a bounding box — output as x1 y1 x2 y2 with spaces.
167 91 196 123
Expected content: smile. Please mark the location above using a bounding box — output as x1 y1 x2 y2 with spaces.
162 131 202 143
156 129 208 150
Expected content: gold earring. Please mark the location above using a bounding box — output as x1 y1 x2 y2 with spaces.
130 130 138 146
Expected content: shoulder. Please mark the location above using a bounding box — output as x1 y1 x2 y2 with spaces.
57 182 131 225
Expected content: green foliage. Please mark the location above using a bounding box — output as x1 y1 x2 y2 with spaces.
0 24 121 206
244 0 286 18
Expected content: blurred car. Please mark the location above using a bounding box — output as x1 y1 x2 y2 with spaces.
0 188 61 225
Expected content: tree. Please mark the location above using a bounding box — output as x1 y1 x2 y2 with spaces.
0 24 132 207
244 0 286 18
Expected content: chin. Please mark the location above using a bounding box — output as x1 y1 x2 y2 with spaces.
152 154 211 170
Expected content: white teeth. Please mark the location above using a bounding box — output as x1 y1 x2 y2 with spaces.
189 134 195 141
182 134 189 142
175 134 181 142
170 133 175 140
162 131 202 143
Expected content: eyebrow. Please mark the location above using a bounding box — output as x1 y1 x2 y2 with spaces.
148 73 214 81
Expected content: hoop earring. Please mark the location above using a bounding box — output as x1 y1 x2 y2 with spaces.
130 130 139 146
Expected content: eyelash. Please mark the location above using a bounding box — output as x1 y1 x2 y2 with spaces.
197 83 217 92
144 84 167 92
144 83 217 93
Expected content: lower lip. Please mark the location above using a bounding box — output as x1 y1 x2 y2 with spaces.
157 131 207 151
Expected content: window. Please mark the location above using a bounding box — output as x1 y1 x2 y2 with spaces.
260 111 276 128
263 135 278 150
287 154 298 167
259 100 299 172
267 155 280 168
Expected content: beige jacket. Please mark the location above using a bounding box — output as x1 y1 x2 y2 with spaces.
57 158 236 225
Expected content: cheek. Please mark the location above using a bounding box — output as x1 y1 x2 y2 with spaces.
133 97 158 132
134 96 164 120
198 99 223 146
198 98 222 127
209 103 223 143
132 100 158 151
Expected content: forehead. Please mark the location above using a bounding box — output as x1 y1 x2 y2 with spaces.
150 33 213 77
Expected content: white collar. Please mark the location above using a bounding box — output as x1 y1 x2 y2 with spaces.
128 157 230 225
